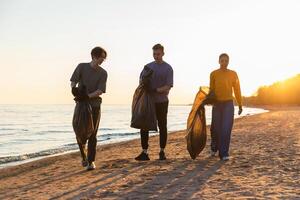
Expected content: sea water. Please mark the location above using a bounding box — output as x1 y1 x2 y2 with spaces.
0 104 267 167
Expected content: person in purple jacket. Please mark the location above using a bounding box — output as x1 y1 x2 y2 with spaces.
135 44 174 161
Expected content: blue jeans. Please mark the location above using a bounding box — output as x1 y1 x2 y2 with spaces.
211 100 234 158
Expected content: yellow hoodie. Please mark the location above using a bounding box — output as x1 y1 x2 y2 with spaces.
209 68 242 106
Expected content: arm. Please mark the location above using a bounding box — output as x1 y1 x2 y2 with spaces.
139 66 146 85
70 82 78 97
233 72 243 114
157 67 173 93
157 85 172 93
90 71 107 98
70 64 81 87
209 72 215 93
70 64 81 96
233 72 242 107
70 82 76 88
201 72 215 107
88 89 103 98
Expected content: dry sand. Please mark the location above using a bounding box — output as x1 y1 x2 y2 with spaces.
0 107 299 199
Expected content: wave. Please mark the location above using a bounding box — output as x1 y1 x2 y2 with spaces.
100 128 116 131
0 144 77 164
0 128 29 131
37 130 73 134
101 131 140 138
0 137 113 165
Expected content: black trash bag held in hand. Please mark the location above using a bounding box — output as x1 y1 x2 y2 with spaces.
200 89 217 108
72 85 94 144
130 66 157 131
186 87 209 160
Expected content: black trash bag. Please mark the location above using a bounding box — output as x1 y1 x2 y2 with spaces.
130 66 157 131
186 87 208 159
72 85 94 145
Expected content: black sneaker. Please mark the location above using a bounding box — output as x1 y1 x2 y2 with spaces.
135 152 150 161
159 151 167 160
81 160 88 167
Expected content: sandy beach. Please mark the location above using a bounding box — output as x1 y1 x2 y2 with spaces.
0 107 299 199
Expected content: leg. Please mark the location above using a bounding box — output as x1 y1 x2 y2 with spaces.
76 137 87 161
155 101 169 149
210 109 218 152
140 129 149 150
212 104 222 157
87 105 101 163
220 101 234 158
135 129 150 161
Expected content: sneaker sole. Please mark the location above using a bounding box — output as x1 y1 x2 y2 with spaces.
86 167 96 171
221 157 230 161
135 158 150 161
159 157 167 160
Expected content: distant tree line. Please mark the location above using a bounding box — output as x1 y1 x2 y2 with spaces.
242 74 300 106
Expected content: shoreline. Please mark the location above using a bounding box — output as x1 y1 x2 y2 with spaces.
0 129 191 178
0 106 299 199
0 109 268 177
0 107 267 169
0 106 267 168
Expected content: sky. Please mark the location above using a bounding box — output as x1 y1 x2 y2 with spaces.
0 0 299 104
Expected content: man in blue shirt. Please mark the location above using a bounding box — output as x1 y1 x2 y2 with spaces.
135 44 174 161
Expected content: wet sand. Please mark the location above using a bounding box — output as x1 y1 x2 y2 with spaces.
0 107 299 199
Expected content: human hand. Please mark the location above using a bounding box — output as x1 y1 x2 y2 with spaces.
238 106 243 115
73 85 89 102
74 93 89 102
71 87 79 97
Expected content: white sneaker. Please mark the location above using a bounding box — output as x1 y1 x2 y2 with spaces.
86 162 96 170
221 156 230 161
210 150 217 157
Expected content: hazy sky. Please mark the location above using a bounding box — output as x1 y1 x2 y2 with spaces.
0 0 299 104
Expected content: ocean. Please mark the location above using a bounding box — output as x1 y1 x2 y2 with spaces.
0 104 267 167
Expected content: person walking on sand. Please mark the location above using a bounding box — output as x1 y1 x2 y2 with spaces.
70 46 108 170
135 44 174 161
209 53 242 161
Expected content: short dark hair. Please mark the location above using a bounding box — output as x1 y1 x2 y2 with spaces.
219 53 229 60
91 46 107 59
152 43 164 52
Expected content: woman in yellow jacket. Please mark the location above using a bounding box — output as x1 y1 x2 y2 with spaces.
210 53 243 161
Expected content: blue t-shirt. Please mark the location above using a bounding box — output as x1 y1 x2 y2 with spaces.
140 61 174 103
